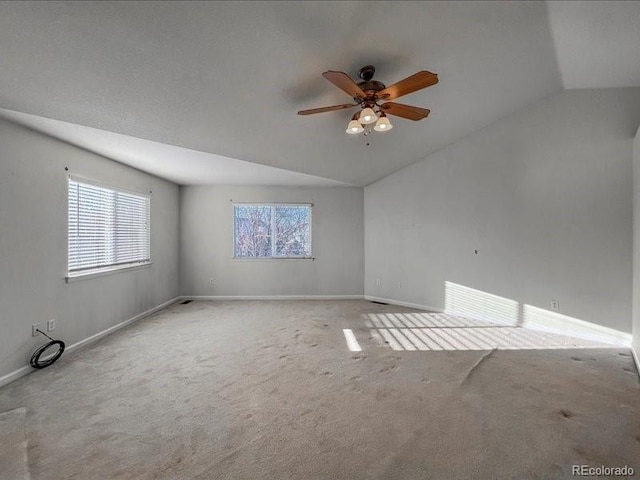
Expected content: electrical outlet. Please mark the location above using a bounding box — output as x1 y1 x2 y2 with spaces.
47 319 56 332
32 323 41 337
551 300 560 311
397 281 403 288
375 279 382 287
209 278 215 286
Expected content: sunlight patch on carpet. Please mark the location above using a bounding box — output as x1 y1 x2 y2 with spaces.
363 313 613 351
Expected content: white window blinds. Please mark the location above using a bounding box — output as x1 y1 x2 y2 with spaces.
68 178 150 274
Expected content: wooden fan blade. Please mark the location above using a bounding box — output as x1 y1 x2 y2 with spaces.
377 71 438 100
380 102 431 121
297 103 357 115
322 71 366 99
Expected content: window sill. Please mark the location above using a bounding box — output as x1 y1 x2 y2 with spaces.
66 261 152 283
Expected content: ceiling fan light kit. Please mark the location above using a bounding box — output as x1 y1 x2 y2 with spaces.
359 107 378 124
346 119 364 135
374 115 393 132
298 64 438 141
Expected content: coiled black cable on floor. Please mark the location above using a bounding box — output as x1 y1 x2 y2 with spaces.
30 329 65 369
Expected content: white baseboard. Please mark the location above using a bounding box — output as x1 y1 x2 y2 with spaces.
0 365 31 390
521 307 632 347
0 296 180 389
364 295 443 312
181 295 364 301
62 296 180 354
632 346 640 378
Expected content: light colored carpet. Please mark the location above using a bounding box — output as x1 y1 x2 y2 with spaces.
0 300 638 479
0 406 29 480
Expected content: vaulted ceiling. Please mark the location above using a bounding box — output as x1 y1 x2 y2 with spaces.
1 1 639 186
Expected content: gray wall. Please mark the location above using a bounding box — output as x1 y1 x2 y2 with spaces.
180 185 363 297
633 126 640 353
0 119 180 380
365 88 640 333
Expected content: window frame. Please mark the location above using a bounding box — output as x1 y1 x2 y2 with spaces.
66 175 152 281
232 202 313 260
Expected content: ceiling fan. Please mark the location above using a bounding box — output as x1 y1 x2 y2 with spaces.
297 65 438 137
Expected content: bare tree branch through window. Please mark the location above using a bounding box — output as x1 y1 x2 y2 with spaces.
234 204 311 258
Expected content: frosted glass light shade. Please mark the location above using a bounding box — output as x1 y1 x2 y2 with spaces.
360 107 377 124
374 116 393 132
346 120 364 134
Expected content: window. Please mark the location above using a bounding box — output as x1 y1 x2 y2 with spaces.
68 178 150 276
234 204 311 258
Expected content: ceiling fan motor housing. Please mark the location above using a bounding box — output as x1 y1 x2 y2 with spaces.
357 66 386 101
357 80 386 93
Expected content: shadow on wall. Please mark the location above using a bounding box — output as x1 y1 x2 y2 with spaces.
444 281 628 346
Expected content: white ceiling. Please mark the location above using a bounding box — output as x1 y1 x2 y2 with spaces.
0 107 351 186
548 1 640 89
0 1 638 186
